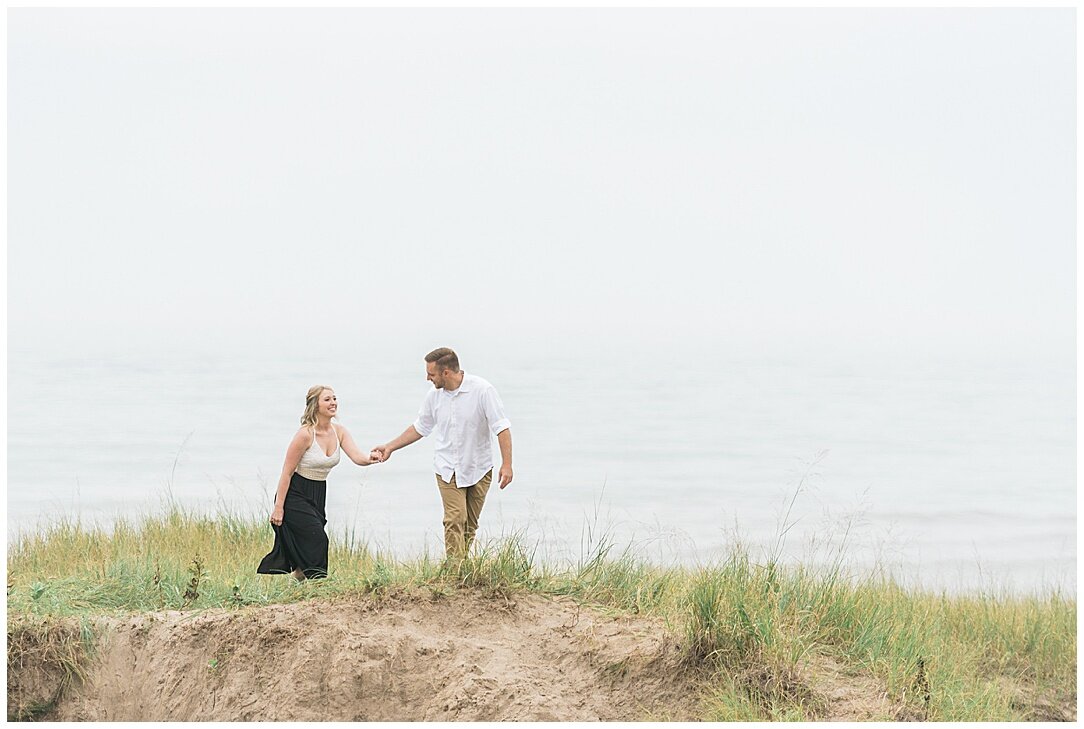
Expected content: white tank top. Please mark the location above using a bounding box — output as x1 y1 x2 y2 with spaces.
295 424 341 481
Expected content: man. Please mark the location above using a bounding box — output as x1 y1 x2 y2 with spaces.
373 347 513 559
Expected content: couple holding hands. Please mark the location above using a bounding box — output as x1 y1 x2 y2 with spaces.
257 347 513 580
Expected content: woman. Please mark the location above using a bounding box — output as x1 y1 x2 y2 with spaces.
257 385 379 580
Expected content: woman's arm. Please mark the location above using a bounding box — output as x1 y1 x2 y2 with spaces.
271 429 311 525
336 425 378 466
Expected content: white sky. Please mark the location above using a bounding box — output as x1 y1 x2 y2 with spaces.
8 9 1075 361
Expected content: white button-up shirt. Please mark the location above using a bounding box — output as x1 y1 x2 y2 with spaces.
413 373 511 488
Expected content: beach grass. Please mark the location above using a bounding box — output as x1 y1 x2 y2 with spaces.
7 506 1076 721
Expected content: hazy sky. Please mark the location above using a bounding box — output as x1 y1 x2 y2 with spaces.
8 9 1075 360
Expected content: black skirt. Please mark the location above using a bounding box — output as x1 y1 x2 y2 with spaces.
257 472 329 579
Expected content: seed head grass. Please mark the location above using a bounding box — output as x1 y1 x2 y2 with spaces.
7 504 1076 721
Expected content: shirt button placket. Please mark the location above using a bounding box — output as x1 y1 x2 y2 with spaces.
450 396 458 477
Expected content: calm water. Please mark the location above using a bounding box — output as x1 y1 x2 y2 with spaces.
8 347 1075 594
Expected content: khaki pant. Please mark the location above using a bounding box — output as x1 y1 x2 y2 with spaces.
436 470 492 558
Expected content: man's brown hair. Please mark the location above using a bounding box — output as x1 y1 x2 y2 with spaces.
425 347 460 373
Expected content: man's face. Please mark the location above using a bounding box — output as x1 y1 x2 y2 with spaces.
426 363 449 389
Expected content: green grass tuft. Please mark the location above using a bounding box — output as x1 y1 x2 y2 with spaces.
7 505 1076 722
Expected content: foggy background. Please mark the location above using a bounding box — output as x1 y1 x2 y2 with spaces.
6 10 1076 593
9 9 1075 363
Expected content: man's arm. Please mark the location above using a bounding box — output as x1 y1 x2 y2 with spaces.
375 392 435 462
497 428 513 489
373 425 423 462
481 385 513 488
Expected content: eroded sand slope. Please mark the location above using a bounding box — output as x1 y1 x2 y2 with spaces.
51 589 703 721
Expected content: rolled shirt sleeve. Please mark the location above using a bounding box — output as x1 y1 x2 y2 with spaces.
483 386 512 436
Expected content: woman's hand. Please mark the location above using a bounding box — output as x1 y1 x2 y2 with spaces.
338 426 385 466
270 505 284 526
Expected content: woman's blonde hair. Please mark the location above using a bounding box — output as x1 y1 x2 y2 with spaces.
301 385 334 428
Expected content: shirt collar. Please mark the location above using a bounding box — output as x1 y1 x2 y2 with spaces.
446 373 471 394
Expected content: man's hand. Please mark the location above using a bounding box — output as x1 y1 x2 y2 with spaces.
498 463 513 489
371 445 391 463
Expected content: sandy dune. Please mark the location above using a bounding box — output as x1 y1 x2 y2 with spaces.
43 589 705 721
